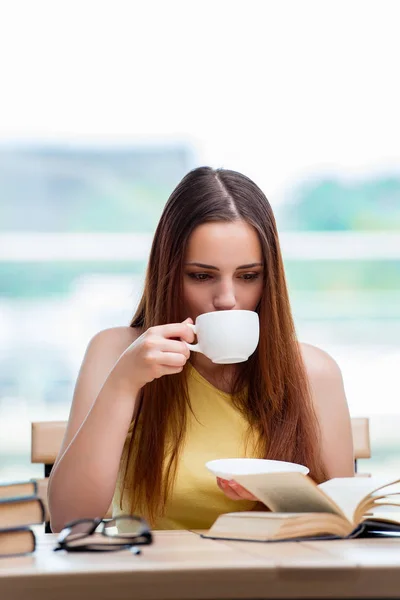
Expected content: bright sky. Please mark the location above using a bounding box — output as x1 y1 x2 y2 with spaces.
1 0 400 203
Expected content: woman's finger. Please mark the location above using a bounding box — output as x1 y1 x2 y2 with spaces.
217 477 258 501
149 322 195 343
156 351 188 368
216 478 246 501
229 481 258 501
158 338 191 358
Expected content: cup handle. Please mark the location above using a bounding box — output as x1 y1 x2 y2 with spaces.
185 323 201 352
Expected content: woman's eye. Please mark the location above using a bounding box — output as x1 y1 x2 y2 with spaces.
240 273 260 281
188 273 211 281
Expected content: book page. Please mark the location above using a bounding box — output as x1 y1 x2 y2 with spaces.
319 476 400 523
233 472 349 522
0 481 37 499
205 511 351 541
0 497 44 528
365 509 400 525
0 528 35 556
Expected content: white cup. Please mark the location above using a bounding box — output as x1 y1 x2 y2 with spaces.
185 310 259 364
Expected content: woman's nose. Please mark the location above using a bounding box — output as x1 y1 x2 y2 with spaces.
213 281 236 311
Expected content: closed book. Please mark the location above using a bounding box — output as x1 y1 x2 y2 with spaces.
202 472 400 542
0 496 45 529
0 527 36 558
0 480 37 499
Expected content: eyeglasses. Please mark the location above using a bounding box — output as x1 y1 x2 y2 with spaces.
54 515 152 553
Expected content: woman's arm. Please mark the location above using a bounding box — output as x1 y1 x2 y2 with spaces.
301 343 355 478
47 327 140 532
48 320 194 532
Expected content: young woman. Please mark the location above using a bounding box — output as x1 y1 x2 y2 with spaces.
48 166 354 532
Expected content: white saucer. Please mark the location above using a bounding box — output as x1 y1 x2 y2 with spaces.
205 457 309 479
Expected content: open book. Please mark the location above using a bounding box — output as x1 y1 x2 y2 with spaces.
202 472 400 541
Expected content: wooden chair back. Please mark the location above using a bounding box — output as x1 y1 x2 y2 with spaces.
350 417 371 464
31 421 113 531
31 417 371 531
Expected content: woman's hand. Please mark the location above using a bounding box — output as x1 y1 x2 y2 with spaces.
216 477 258 501
113 318 195 392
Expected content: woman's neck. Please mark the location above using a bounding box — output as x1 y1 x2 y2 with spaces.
190 354 238 394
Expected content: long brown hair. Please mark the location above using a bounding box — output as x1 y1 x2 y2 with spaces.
119 166 326 524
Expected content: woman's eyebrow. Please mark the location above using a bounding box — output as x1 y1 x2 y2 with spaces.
236 262 264 269
185 262 263 270
185 262 219 270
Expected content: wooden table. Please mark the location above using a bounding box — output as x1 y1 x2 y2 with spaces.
1 530 400 599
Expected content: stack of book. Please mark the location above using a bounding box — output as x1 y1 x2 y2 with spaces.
0 480 45 558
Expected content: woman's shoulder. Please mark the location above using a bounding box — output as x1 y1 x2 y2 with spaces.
87 326 142 357
299 343 346 416
299 342 343 383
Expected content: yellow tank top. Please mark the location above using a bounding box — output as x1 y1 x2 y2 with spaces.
113 364 258 530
